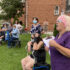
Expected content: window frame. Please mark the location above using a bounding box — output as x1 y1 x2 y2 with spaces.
54 6 59 16
66 0 70 11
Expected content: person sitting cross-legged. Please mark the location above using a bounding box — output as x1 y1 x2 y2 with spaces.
21 31 46 70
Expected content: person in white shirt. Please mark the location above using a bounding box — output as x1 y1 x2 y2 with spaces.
14 21 18 29
14 21 23 34
17 22 23 34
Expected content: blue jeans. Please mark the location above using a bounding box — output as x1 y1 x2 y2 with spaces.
8 37 18 47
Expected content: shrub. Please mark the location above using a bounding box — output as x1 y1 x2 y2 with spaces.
53 24 59 37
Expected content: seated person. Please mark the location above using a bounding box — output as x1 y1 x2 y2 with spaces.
5 30 10 41
0 30 5 45
7 24 13 32
5 24 13 41
30 17 43 34
1 24 7 41
30 17 43 36
21 31 46 70
30 17 43 47
8 25 19 48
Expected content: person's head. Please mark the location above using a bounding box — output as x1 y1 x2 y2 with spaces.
13 25 16 29
15 20 18 24
17 22 20 25
9 24 13 27
19 21 23 25
56 15 70 32
35 31 41 38
32 17 39 24
4 24 7 28
34 31 42 43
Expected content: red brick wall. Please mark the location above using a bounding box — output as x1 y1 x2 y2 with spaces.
11 0 70 31
27 0 67 31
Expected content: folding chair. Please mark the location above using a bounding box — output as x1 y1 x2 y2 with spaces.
33 63 50 70
12 39 21 48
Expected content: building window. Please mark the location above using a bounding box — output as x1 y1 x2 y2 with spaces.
54 6 59 16
66 0 70 11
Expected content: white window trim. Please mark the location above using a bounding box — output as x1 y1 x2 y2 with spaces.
54 6 59 16
68 0 70 6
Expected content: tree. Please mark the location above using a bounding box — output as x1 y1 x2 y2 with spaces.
0 0 25 23
53 24 59 37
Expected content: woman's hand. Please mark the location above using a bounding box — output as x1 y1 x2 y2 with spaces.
27 41 32 52
50 40 70 58
49 40 58 47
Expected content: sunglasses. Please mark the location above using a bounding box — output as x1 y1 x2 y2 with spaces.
56 20 62 23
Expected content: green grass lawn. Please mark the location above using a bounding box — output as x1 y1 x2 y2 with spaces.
0 34 50 70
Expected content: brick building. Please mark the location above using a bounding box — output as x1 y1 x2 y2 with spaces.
25 0 70 31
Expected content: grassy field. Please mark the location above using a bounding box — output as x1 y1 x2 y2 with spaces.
0 34 50 70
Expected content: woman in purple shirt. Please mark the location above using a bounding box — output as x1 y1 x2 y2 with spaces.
49 15 70 70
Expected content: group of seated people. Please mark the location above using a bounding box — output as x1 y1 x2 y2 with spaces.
0 21 23 48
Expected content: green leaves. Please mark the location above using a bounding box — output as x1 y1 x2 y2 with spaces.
53 24 59 37
0 0 25 20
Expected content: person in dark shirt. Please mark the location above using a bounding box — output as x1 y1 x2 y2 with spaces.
21 31 46 70
30 17 43 34
0 29 5 45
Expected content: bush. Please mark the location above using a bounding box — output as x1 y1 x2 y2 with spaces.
53 24 59 37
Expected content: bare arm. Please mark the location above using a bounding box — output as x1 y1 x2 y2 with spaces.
50 40 70 58
55 43 70 58
45 46 49 52
33 41 43 50
27 41 32 52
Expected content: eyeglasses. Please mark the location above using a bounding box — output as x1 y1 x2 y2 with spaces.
56 20 62 23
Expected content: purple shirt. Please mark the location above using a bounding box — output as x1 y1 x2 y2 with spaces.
50 31 70 70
